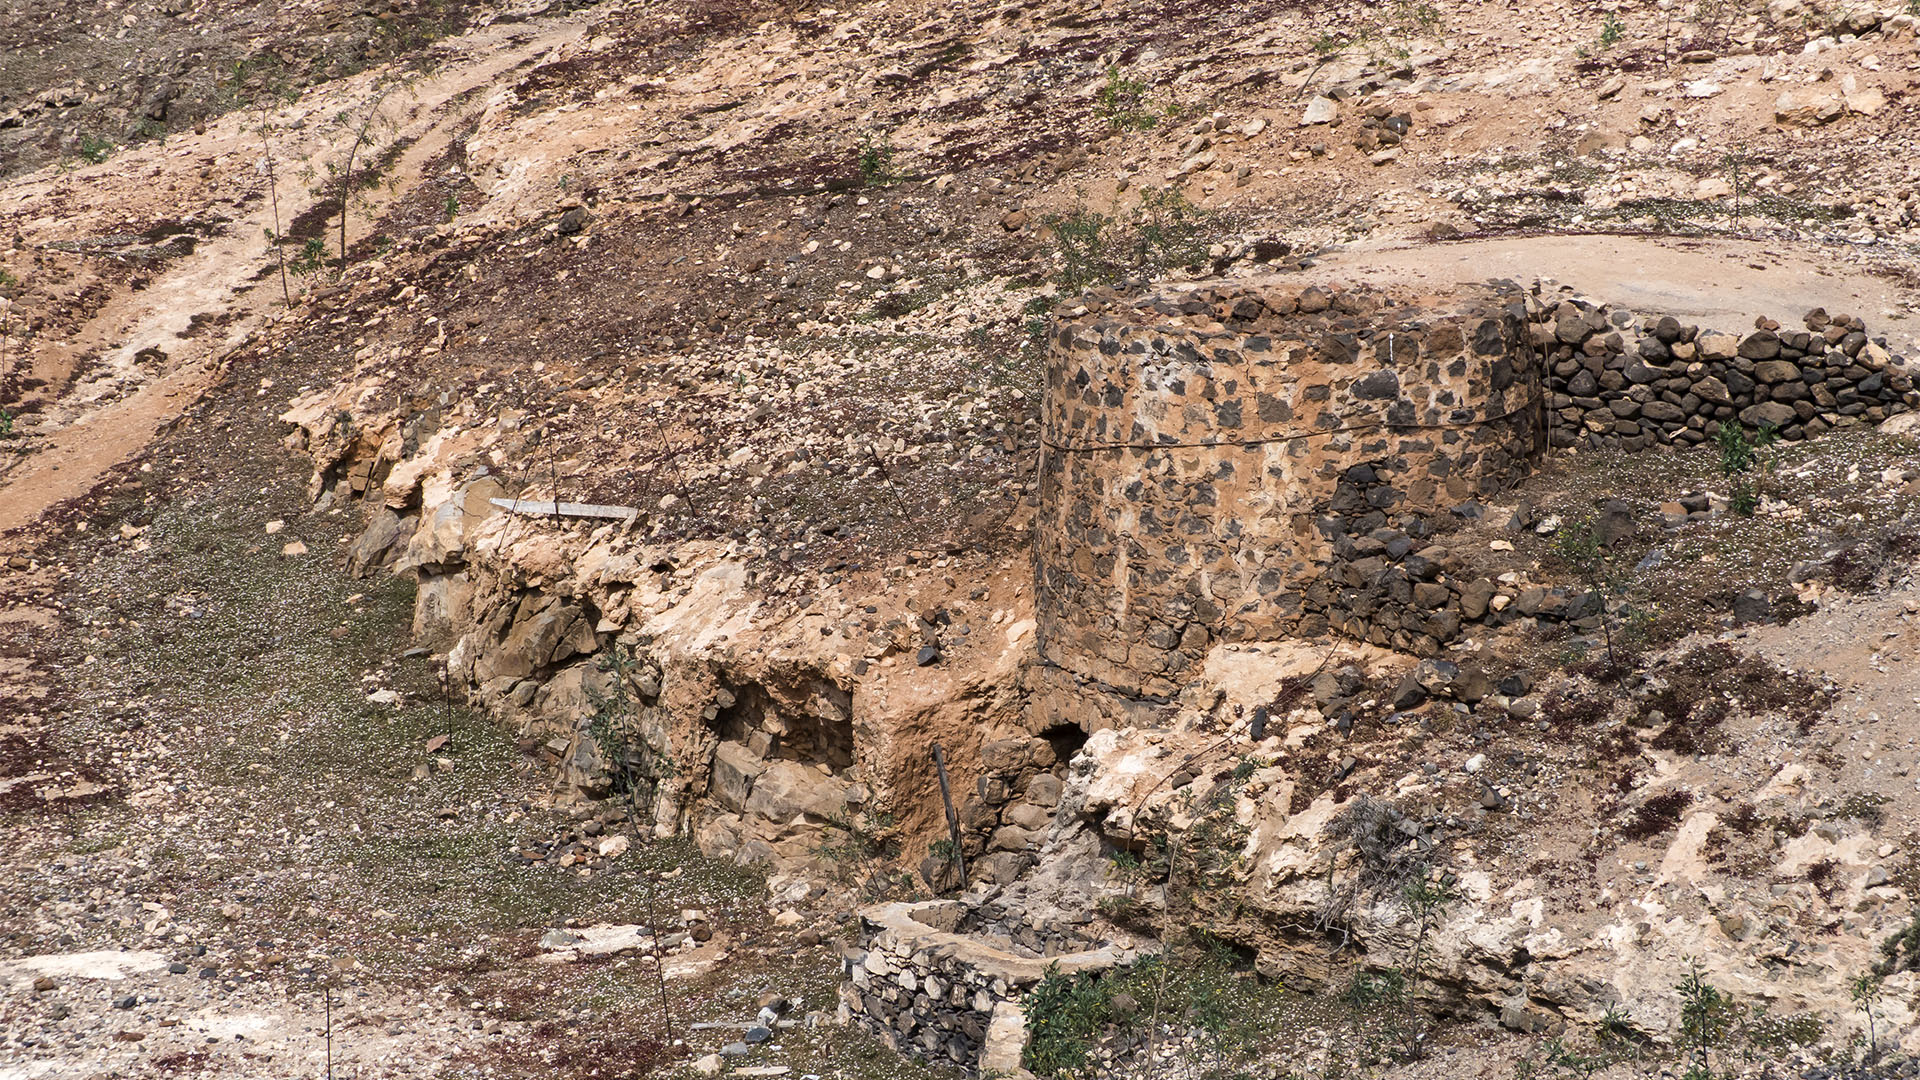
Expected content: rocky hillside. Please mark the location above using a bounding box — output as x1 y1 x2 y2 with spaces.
4 0 1920 1078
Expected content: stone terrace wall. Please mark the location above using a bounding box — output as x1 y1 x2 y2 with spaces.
1033 280 1920 720
1034 282 1543 701
1531 301 1917 450
841 899 1147 1074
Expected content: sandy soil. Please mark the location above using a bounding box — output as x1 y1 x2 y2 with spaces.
1321 233 1920 354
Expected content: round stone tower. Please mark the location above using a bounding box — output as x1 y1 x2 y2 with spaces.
1033 280 1544 712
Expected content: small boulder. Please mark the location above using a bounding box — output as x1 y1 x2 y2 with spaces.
1731 588 1772 624
1024 773 1064 808
1391 672 1429 710
1595 499 1634 548
1696 331 1739 360
1739 401 1798 429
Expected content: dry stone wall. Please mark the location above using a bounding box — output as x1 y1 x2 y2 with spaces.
841 899 1147 1073
1035 282 1920 710
920 730 1080 893
1035 282 1543 701
1532 301 1917 450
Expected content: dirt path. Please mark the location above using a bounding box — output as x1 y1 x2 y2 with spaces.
0 16 587 548
1317 233 1920 353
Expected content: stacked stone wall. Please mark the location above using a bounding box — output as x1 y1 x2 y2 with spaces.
1035 282 1920 708
920 732 1074 891
841 900 1145 1073
1034 282 1543 700
1531 301 1916 450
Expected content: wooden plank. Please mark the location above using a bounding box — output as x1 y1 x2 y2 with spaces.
489 497 638 523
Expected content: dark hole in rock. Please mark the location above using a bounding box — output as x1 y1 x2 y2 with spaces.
710 678 855 772
1038 722 1089 766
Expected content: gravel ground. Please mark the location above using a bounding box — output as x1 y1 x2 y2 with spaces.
0 366 950 1080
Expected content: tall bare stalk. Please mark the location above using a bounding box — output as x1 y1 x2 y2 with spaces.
642 870 677 1046
335 86 397 274
258 103 292 309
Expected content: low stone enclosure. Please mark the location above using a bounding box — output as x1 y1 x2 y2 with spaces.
1033 278 1918 714
841 899 1152 1072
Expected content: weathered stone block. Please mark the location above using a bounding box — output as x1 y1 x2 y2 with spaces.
709 741 764 812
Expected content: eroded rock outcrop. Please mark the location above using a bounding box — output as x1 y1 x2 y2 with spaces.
284 380 1041 883
280 274 1920 1074
971 681 1920 1066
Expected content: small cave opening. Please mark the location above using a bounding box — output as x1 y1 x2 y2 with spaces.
709 679 856 772
1038 722 1089 768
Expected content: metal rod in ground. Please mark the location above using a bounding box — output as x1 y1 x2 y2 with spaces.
931 743 967 886
642 871 676 1047
325 985 333 1080
440 667 453 752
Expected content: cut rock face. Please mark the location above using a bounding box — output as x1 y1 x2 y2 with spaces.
741 760 853 823
709 741 766 812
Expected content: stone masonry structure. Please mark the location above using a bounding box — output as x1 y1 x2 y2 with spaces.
841 899 1150 1073
1530 299 1916 450
1034 280 1918 715
1034 281 1544 703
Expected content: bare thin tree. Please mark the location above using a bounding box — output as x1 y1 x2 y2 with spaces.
333 82 403 274
258 102 292 308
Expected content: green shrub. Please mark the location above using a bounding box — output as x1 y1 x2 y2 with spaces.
583 645 677 836
289 236 330 277
1023 964 1113 1078
1676 959 1734 1080
1877 914 1920 975
816 810 904 899
1047 204 1116 293
1095 65 1158 131
1130 186 1213 277
1599 13 1626 48
1550 514 1639 675
1312 32 1350 58
856 130 896 186
78 134 116 164
1391 0 1444 35
1023 946 1273 1079
1044 186 1217 293
1715 422 1776 517
1850 973 1884 1067
1715 421 1775 477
